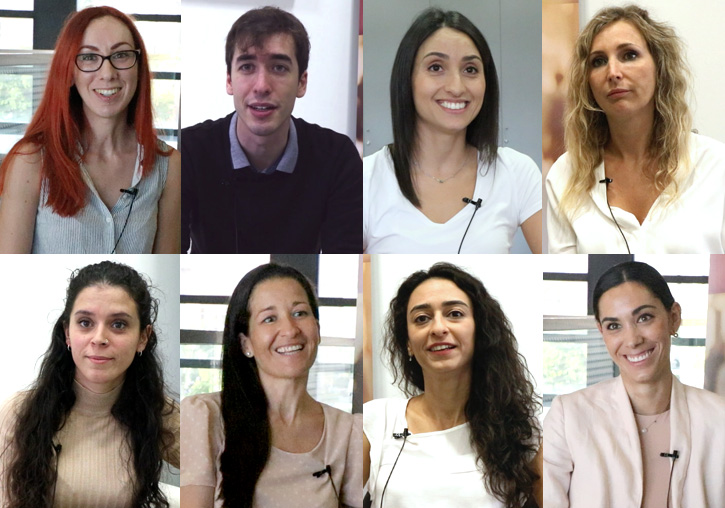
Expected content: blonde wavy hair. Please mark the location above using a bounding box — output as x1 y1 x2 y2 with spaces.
559 5 691 218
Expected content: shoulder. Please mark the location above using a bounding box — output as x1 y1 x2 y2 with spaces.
292 116 352 146
1 142 43 180
363 398 406 423
181 114 234 139
550 378 618 412
181 391 221 418
495 146 540 173
689 132 725 169
321 403 362 437
0 391 31 434
363 146 394 181
681 383 725 415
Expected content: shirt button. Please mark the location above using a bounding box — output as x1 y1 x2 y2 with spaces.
106 217 112 223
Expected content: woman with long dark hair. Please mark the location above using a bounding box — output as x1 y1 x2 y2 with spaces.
180 263 362 507
544 261 725 507
363 262 542 507
0 260 179 507
363 8 541 254
0 6 180 253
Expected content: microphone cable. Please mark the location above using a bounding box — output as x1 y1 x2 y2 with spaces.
112 187 139 254
458 198 482 254
660 450 679 507
599 178 631 254
51 442 62 505
380 428 410 508
312 464 340 507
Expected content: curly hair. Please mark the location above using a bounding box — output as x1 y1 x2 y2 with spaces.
219 263 319 507
2 261 174 508
389 8 499 208
384 262 540 508
559 5 691 219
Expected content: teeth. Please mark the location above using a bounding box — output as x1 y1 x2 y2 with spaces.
251 105 272 111
95 88 120 97
440 101 466 110
627 350 653 363
276 344 303 354
430 345 455 352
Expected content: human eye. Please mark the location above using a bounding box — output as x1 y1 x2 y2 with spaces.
111 320 128 330
292 309 309 318
448 309 465 318
78 318 93 328
413 314 431 324
239 63 254 73
636 313 653 323
427 63 443 72
78 53 100 62
604 322 621 331
272 64 290 74
463 65 479 75
112 51 132 60
590 56 606 68
622 50 639 62
261 315 276 324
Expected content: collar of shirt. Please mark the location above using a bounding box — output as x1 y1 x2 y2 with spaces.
228 111 298 174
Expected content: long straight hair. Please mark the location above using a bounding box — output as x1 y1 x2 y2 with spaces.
0 6 168 217
2 261 174 507
219 263 319 507
389 8 500 207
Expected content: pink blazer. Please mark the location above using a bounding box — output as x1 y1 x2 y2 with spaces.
544 376 725 508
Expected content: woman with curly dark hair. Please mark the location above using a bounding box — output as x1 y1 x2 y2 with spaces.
363 262 542 508
180 263 362 507
0 260 179 507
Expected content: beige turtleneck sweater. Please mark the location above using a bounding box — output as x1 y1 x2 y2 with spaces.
0 381 180 507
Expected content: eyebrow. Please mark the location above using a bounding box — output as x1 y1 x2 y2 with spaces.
256 301 309 313
73 310 133 319
236 53 293 64
421 51 482 63
78 42 134 52
600 304 657 323
589 42 638 56
409 300 470 315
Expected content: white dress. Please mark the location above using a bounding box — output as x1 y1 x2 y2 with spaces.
363 398 504 508
363 146 541 253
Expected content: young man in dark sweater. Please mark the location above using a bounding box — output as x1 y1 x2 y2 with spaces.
181 7 362 253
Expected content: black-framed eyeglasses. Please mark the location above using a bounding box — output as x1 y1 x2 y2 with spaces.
75 49 141 72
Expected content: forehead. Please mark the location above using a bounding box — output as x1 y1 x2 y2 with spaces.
598 281 662 312
591 20 647 51
407 278 471 309
71 284 138 315
416 27 481 60
234 33 297 61
82 16 134 46
248 277 309 310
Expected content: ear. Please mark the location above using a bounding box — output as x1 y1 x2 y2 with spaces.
64 323 70 347
596 320 603 335
137 324 151 353
239 332 252 356
226 72 233 96
296 70 308 98
670 302 682 335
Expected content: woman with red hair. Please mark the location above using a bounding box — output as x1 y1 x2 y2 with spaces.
0 6 180 253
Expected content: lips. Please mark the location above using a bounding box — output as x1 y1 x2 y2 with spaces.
87 356 113 364
607 88 629 98
625 348 654 364
438 100 468 111
276 344 304 355
428 343 456 353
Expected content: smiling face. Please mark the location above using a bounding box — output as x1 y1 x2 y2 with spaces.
406 278 475 377
240 277 319 382
72 16 139 123
411 27 486 138
64 285 149 393
587 20 656 120
226 33 307 148
596 281 680 388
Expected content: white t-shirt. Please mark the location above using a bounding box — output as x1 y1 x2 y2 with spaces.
363 146 541 253
363 398 504 508
546 133 725 253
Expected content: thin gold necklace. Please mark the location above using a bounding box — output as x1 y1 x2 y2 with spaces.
414 149 471 184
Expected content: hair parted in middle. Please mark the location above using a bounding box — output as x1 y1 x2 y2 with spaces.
559 4 691 219
219 263 319 508
384 262 540 508
3 260 174 508
0 6 168 218
389 8 500 208
225 6 311 78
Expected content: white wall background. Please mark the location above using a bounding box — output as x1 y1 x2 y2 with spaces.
369 255 543 411
0 255 180 406
581 0 725 142
180 0 359 140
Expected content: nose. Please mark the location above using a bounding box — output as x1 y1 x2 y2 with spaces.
98 57 118 79
606 60 622 81
278 314 300 338
430 313 449 337
623 324 645 348
444 71 465 96
253 68 272 95
91 325 110 346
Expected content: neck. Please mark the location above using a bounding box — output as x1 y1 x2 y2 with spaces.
75 374 125 395
417 370 471 428
413 126 470 177
605 107 654 162
82 112 136 157
623 372 673 415
236 115 290 171
259 372 316 425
